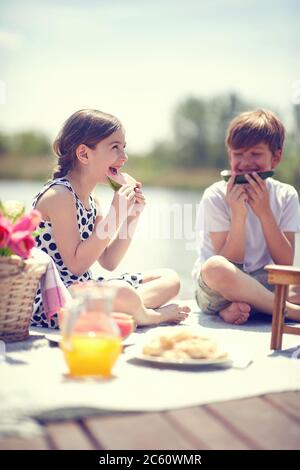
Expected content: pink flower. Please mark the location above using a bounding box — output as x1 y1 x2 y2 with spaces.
0 203 41 258
0 216 12 248
8 231 35 259
12 210 41 233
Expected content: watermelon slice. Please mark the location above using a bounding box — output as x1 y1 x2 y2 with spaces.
107 167 137 191
111 312 135 339
220 169 274 184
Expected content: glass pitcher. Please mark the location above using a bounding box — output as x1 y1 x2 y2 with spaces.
60 283 122 378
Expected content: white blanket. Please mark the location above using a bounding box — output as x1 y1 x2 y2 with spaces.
1 300 300 437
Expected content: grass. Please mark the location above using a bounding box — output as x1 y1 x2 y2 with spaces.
0 154 54 181
2 152 298 192
0 154 220 190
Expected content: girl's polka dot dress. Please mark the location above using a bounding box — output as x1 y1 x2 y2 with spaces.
31 177 142 329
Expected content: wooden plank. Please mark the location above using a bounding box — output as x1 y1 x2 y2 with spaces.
270 285 287 350
207 396 300 450
265 392 300 421
165 407 251 450
46 421 95 450
265 265 300 285
85 412 194 450
265 265 300 274
283 325 300 335
0 435 50 450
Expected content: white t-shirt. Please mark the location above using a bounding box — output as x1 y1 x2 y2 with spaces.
192 178 300 281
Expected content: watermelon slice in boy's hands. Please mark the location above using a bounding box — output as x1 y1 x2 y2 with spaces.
107 167 137 191
220 169 274 184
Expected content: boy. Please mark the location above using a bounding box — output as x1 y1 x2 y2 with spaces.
193 109 300 324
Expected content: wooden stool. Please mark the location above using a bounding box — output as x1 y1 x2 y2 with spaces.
265 265 300 350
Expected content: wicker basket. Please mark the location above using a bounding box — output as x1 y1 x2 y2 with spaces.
0 255 48 342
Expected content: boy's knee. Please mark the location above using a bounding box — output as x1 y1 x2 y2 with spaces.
201 256 232 288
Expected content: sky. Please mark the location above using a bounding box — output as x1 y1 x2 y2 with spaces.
0 0 299 153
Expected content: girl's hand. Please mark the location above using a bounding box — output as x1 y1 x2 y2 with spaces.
129 182 146 218
225 174 248 219
244 173 271 218
112 184 136 225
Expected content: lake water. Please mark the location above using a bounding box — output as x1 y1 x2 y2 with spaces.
1 180 300 299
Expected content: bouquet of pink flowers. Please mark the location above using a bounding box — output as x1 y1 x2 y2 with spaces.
0 200 41 259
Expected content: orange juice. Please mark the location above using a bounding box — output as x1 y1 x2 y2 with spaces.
61 332 122 377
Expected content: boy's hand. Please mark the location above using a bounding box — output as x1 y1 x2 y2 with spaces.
226 174 248 219
244 172 271 218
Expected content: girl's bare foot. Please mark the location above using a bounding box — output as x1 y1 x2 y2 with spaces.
154 304 191 324
219 302 251 325
135 304 190 326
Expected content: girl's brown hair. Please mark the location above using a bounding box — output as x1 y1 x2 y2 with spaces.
53 109 122 178
226 109 285 153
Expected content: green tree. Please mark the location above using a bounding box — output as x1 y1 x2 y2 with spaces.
147 140 177 166
172 93 253 168
10 131 51 156
0 132 10 155
173 96 208 167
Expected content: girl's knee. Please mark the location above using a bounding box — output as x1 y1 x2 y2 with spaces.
161 268 180 295
108 280 136 300
146 268 180 295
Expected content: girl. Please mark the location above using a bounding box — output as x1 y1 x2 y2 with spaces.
31 109 190 329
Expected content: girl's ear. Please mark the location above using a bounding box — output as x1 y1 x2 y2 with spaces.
271 149 282 169
76 144 89 165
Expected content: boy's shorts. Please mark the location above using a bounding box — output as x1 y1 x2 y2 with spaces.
195 263 275 315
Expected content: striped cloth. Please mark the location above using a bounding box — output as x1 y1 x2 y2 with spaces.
32 248 71 319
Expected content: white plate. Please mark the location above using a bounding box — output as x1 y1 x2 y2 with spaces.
134 353 232 368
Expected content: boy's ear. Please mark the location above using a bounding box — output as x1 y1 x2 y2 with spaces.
227 148 233 166
271 149 282 169
76 144 89 165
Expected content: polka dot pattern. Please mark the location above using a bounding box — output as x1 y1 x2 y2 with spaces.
31 177 143 329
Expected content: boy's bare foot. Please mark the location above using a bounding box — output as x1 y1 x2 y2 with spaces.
286 302 300 321
288 286 300 305
219 302 251 325
135 304 190 326
288 295 300 305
